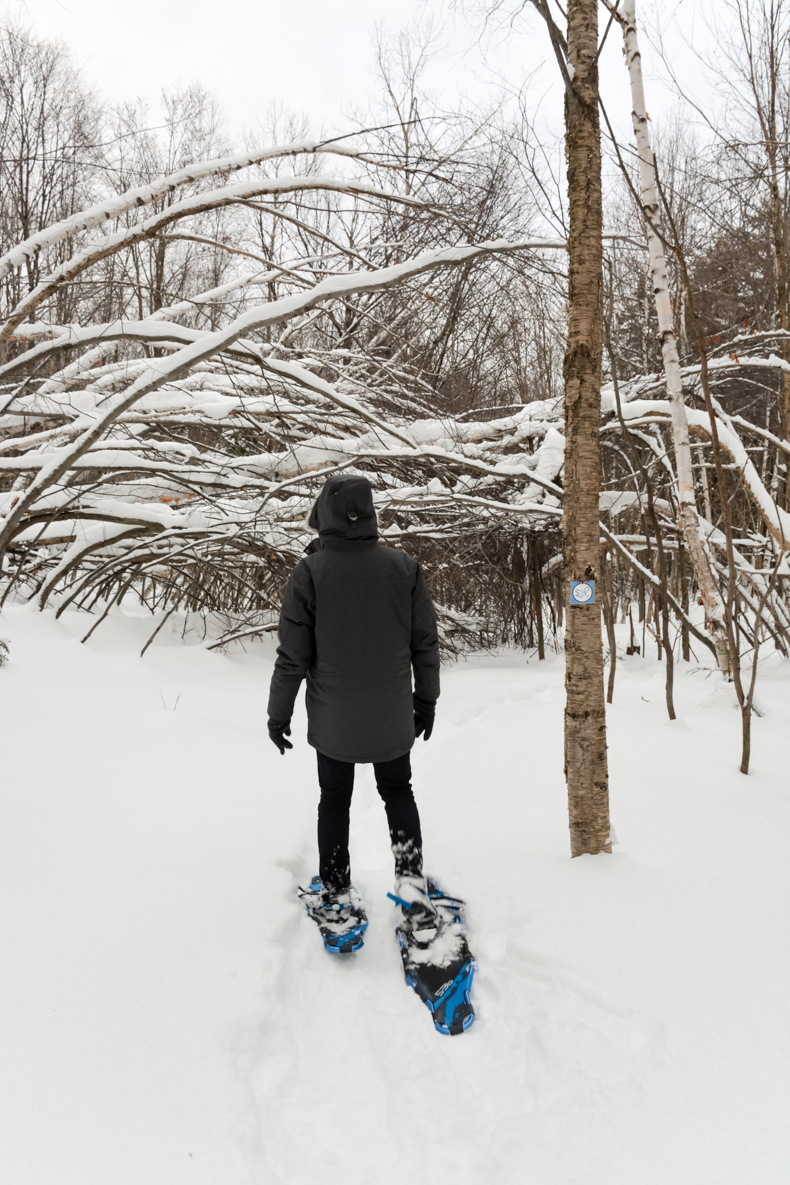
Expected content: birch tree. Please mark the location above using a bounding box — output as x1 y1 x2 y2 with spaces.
606 0 732 673
530 0 612 856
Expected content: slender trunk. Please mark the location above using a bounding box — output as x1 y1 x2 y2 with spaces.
602 548 617 703
770 168 790 513
668 212 754 771
615 0 731 674
605 314 675 718
563 0 611 857
678 540 691 661
530 535 546 660
759 15 790 511
628 606 639 655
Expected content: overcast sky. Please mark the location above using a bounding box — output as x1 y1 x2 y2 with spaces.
10 0 720 143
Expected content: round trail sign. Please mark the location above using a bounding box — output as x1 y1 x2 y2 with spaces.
570 581 595 606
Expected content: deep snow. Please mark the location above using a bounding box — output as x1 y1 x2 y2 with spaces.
0 603 788 1185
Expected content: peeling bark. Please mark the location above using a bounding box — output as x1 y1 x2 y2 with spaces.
615 0 732 674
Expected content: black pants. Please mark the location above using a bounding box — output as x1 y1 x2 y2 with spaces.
316 751 423 892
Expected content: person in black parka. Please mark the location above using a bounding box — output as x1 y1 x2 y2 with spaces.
267 473 440 908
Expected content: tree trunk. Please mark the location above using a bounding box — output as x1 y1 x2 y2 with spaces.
602 548 617 704
616 0 731 675
563 0 611 857
766 71 790 513
530 534 546 660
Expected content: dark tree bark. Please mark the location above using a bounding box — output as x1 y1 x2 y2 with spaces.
561 0 612 856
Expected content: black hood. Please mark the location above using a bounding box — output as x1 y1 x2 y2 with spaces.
308 474 378 541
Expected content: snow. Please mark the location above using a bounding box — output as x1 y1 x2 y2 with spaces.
620 398 790 546
0 604 788 1185
0 139 402 278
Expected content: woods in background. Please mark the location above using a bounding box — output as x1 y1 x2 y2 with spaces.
1 4 788 780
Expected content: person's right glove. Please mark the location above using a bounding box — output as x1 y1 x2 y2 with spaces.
268 718 293 755
413 696 436 741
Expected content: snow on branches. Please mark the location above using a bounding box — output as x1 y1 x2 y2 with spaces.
0 135 787 656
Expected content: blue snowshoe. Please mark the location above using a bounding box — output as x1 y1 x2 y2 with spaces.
299 877 368 954
388 876 476 1036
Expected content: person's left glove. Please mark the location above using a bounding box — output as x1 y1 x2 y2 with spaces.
413 696 436 741
268 718 293 755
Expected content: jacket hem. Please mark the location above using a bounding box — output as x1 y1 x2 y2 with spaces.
309 739 414 765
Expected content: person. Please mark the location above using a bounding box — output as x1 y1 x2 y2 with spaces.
267 473 440 924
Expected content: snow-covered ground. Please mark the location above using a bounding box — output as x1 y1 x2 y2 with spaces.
0 602 787 1185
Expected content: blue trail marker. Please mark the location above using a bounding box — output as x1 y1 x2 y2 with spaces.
570 580 595 606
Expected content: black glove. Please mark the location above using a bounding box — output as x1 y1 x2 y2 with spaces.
268 718 293 755
413 696 436 741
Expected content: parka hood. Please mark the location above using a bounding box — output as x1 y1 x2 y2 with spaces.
308 474 378 541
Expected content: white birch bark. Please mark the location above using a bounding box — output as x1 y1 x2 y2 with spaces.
618 0 731 672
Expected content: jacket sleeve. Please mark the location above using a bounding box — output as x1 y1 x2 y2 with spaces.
411 563 440 702
267 560 316 722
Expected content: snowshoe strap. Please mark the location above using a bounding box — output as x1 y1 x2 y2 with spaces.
387 891 416 910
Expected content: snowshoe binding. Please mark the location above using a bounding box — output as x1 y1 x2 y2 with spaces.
299 877 368 954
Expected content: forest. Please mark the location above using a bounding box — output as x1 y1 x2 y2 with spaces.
1 3 789 1182
1 1 788 779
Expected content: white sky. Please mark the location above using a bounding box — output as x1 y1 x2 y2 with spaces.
10 0 720 142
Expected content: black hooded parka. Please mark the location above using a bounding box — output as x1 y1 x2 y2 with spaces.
267 475 440 763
